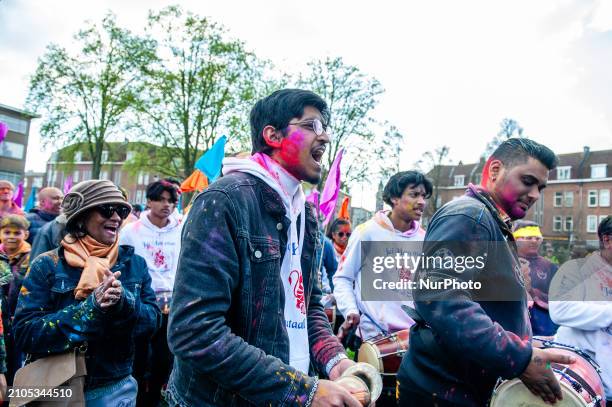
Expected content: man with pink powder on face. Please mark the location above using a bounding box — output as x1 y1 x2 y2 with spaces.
167 89 360 407
398 139 577 407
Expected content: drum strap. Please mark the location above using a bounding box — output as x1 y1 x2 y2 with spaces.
361 310 388 336
551 363 599 402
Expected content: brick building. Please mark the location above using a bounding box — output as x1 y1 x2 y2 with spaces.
45 142 181 205
0 103 39 185
427 147 611 249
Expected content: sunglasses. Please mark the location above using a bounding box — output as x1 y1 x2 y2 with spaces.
336 232 351 238
95 204 131 220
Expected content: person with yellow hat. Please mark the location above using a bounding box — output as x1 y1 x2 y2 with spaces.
513 220 559 336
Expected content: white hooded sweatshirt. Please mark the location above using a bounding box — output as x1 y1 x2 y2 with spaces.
549 252 612 398
333 211 425 340
119 210 183 294
222 154 310 374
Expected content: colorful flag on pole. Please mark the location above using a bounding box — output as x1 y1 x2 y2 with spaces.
12 181 24 208
338 196 350 220
195 136 227 182
63 175 73 194
180 169 209 193
0 122 7 144
319 149 344 226
24 187 37 212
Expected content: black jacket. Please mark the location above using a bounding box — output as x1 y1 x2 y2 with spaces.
398 189 532 406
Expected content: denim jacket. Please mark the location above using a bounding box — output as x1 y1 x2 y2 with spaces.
167 172 346 407
13 245 162 389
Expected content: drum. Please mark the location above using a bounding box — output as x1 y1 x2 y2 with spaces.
490 340 605 406
532 336 556 348
358 329 410 375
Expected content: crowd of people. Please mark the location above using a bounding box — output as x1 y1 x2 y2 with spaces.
0 88 609 407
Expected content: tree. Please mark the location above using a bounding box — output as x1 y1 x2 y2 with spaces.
482 118 525 158
132 6 269 179
27 13 156 178
415 145 451 214
296 57 385 186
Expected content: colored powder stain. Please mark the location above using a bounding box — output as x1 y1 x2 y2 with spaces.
20 286 30 296
279 130 305 167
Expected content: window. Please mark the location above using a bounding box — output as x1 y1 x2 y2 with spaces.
588 190 598 207
113 171 121 185
82 170 91 181
0 171 20 185
75 151 83 162
0 114 28 134
587 215 598 233
126 151 135 161
564 216 573 232
454 175 465 187
554 192 563 207
600 189 610 207
591 164 607 179
0 141 25 159
72 170 80 183
556 166 571 180
564 191 573 207
472 174 481 185
99 170 108 180
33 177 43 188
49 170 57 186
553 216 562 232
101 151 109 162
435 196 442 208
135 190 145 204
137 172 149 186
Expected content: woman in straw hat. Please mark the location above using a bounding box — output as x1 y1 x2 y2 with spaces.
13 180 162 406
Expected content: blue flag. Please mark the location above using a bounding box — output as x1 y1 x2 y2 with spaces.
195 136 227 182
24 187 37 212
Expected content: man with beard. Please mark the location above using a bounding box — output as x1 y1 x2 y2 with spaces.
25 187 63 244
398 139 575 406
166 89 360 407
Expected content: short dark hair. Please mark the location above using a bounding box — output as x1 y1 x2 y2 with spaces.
326 218 351 240
382 171 433 207
249 89 330 155
491 139 558 171
146 180 179 203
598 215 612 242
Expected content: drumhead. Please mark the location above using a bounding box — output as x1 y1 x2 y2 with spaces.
357 342 384 373
490 378 587 406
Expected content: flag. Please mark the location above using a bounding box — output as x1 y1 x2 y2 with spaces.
63 175 73 194
180 169 208 193
338 196 350 220
195 136 227 182
24 187 37 212
306 189 320 206
12 182 24 208
319 149 344 226
0 122 7 144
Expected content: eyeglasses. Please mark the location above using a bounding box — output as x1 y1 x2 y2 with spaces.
95 204 131 220
336 232 351 238
288 118 330 137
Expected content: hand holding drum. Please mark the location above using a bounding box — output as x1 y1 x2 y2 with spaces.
519 347 575 404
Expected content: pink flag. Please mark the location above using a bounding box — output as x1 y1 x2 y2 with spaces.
63 175 73 194
306 189 320 205
12 181 24 208
0 122 7 144
319 149 344 226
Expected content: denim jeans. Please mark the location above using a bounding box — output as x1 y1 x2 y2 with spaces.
85 375 138 407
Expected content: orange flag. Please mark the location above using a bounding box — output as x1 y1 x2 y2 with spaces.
180 169 209 193
338 196 350 220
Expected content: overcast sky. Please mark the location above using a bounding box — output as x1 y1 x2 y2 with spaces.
1 0 611 209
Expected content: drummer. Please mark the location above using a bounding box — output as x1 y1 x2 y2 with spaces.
333 171 431 346
549 215 612 404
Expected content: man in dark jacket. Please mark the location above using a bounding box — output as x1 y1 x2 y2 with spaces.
167 89 360 407
25 187 63 244
398 139 575 406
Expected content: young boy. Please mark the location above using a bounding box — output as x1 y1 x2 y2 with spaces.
0 215 31 384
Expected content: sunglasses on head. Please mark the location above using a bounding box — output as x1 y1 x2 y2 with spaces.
95 204 131 220
336 231 351 238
